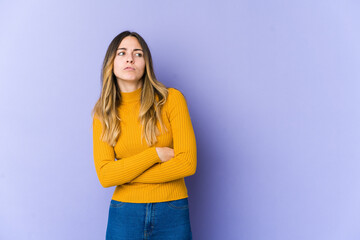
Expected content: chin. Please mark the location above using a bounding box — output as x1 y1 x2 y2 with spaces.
122 78 141 82
118 75 137 81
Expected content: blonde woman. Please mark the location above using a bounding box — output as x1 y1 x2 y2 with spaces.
92 31 197 239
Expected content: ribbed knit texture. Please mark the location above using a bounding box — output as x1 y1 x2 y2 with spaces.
92 87 197 203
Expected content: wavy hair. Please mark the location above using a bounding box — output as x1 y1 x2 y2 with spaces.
92 31 168 147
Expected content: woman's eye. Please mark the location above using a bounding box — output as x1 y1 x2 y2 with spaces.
135 53 143 57
118 52 125 56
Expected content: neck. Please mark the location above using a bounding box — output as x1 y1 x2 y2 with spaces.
117 80 143 93
120 86 142 104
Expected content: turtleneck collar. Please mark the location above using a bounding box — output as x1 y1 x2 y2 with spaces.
120 87 142 104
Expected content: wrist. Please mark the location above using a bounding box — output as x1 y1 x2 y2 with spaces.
155 147 161 162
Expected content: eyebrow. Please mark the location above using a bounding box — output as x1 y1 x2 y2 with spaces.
117 47 143 52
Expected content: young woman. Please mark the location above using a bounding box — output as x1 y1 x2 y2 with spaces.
92 31 197 239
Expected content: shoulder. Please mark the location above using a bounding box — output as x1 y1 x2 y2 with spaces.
92 112 104 129
164 87 190 115
167 87 187 102
92 111 101 123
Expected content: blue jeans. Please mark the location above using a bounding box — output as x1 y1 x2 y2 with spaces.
106 197 193 240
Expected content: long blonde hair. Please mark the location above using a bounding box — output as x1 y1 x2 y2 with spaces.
92 31 168 147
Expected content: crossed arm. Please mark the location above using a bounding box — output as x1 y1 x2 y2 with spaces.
92 89 197 187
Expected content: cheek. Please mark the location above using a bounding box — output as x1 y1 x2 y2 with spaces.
113 59 122 73
139 61 146 73
113 58 121 67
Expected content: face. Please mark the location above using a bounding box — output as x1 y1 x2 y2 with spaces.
113 36 145 87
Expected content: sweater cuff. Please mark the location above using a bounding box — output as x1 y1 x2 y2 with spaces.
147 147 161 163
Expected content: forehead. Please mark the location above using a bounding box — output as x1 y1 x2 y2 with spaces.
118 36 141 48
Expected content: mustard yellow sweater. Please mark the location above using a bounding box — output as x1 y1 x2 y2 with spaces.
92 87 197 203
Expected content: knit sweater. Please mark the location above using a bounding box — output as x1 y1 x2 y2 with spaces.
92 87 197 203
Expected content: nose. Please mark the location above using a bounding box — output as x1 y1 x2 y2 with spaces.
126 55 134 63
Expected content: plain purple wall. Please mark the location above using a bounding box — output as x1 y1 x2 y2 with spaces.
1 0 359 239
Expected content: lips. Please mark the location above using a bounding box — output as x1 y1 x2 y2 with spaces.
124 67 135 70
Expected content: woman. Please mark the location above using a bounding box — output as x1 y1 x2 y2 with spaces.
92 31 197 239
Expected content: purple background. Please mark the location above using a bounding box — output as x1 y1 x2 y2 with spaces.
1 0 360 239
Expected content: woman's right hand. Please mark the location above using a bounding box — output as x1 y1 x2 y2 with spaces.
155 147 175 163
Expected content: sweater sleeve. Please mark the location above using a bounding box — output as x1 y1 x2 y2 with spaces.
92 116 161 188
130 89 197 184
